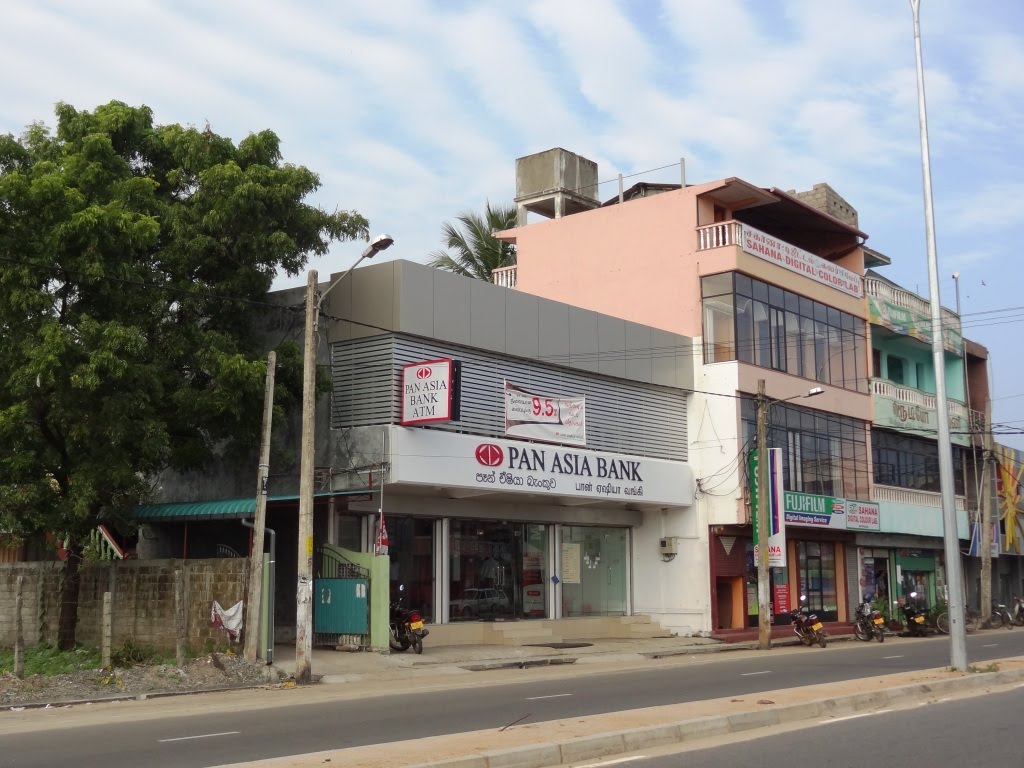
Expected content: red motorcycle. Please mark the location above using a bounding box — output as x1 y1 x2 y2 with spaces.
791 594 827 648
389 584 428 654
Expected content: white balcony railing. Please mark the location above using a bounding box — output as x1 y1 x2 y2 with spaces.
872 484 966 512
696 221 743 251
870 378 968 424
864 274 962 347
492 265 517 288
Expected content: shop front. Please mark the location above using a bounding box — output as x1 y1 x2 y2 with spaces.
371 426 694 626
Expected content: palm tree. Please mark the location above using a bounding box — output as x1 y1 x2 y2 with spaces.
428 202 517 282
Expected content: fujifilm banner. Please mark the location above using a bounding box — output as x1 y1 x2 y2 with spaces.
388 427 694 508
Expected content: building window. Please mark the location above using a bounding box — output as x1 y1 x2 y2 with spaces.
449 520 549 621
871 430 966 495
743 399 870 499
797 541 838 621
701 273 867 392
887 355 906 385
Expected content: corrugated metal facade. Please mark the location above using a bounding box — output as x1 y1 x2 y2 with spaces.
331 335 688 462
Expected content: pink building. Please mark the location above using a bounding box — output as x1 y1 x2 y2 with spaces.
497 148 874 637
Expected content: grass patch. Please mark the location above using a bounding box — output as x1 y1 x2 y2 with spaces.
0 645 103 676
968 662 1000 674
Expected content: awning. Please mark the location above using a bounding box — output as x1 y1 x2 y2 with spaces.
134 490 378 522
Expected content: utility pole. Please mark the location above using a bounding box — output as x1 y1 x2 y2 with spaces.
910 0 967 670
244 351 276 664
294 271 318 685
980 400 993 619
293 234 394 685
756 379 771 651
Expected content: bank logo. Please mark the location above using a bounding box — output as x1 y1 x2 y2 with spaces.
415 366 433 379
475 443 504 467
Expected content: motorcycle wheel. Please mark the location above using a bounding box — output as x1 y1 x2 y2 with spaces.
412 636 423 654
853 621 870 642
389 630 411 652
1016 613 1024 627
1004 613 1013 629
874 626 885 642
802 632 813 646
817 631 827 648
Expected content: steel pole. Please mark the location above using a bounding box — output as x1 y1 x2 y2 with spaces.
910 0 967 670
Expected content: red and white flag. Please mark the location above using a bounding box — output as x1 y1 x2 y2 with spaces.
375 510 389 555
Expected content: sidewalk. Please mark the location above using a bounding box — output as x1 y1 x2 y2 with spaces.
270 633 778 683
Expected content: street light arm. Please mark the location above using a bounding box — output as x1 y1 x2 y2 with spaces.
316 234 395 311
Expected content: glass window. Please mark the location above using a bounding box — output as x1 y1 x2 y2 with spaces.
703 293 736 362
753 301 771 368
702 272 733 298
735 273 752 296
388 516 435 622
736 296 754 363
449 520 549 621
561 526 628 617
871 431 965 495
798 540 838 620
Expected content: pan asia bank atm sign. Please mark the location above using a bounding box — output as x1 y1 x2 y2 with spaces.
388 427 694 507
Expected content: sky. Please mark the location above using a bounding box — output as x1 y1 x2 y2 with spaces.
3 0 1023 449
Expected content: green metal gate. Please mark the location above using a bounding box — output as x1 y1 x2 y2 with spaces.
314 547 370 648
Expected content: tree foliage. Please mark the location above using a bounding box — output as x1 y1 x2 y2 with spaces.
428 201 517 281
0 101 368 646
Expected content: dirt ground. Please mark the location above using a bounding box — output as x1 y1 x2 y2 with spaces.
0 653 281 708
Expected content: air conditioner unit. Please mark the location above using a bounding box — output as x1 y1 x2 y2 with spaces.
659 537 677 555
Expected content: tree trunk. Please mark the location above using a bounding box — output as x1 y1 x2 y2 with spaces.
57 543 83 651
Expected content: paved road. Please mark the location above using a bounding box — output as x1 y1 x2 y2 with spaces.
3 631 1023 768
627 677 1024 767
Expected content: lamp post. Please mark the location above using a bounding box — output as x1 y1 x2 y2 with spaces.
910 0 967 671
756 380 824 650
294 234 394 685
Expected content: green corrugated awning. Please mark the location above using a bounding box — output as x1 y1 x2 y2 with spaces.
134 490 378 522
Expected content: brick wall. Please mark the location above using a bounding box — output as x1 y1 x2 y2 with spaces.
0 559 249 653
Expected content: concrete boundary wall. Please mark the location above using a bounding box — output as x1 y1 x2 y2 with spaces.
0 559 248 652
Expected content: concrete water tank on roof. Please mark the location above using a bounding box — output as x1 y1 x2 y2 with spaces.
515 148 599 223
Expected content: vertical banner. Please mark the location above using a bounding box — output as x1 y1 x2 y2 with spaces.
767 447 786 567
751 447 786 567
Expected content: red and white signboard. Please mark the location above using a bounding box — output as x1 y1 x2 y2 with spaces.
401 358 454 425
388 427 694 508
740 224 863 298
505 381 586 447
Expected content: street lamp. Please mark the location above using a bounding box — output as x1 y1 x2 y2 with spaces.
755 380 824 651
910 0 967 671
294 234 394 685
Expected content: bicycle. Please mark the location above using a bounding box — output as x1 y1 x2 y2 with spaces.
932 609 979 633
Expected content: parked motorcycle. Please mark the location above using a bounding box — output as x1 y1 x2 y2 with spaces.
853 597 885 643
389 584 428 654
1013 596 1024 627
791 594 827 648
901 591 928 637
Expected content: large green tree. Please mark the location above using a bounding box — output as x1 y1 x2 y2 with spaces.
428 201 517 281
0 101 368 649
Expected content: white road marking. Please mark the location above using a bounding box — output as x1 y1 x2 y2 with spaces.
882 655 904 659
983 643 1000 648
740 671 772 676
526 693 573 700
158 731 240 743
576 758 645 767
821 709 891 724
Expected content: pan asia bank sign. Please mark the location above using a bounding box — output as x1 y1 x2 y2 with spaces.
740 224 863 298
784 491 880 531
388 427 694 508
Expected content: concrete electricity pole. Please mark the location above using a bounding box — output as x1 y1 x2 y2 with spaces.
244 351 276 664
756 379 771 651
294 235 394 685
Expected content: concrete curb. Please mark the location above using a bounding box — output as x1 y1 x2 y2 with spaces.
408 667 1024 768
